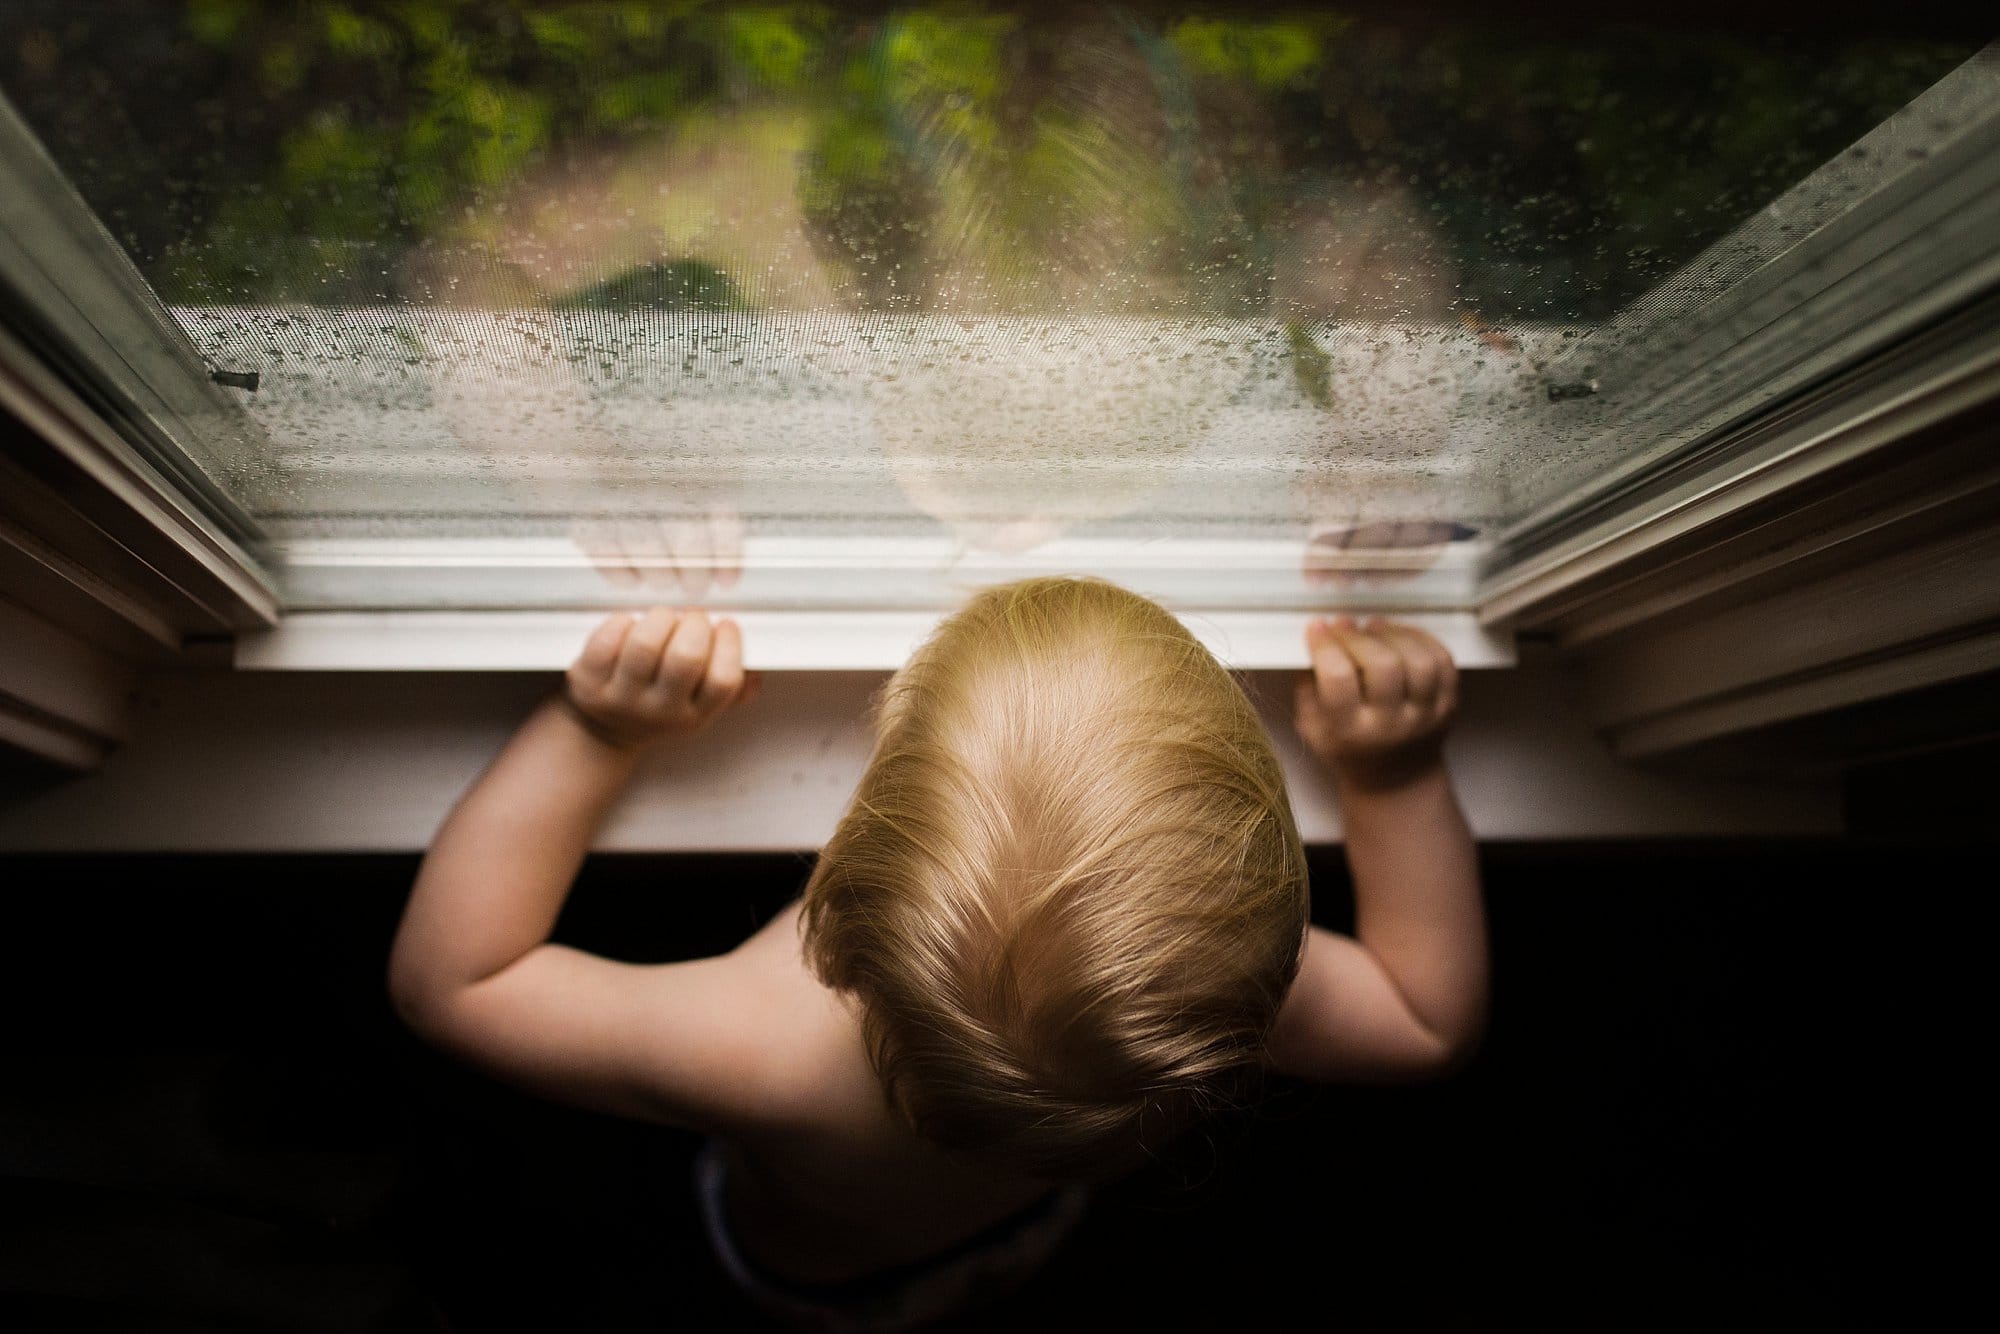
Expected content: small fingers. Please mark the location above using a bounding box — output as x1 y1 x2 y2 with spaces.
663 518 711 600
617 606 677 684
619 520 678 593
1391 623 1460 711
1381 623 1444 705
690 618 747 713
1293 670 1332 752
655 609 713 702
575 612 635 683
1335 619 1405 705
1305 618 1363 712
573 520 640 588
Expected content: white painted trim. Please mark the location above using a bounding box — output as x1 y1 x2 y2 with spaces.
274 532 1487 575
235 609 1515 673
1480 310 2000 627
270 532 1487 614
0 654 1836 852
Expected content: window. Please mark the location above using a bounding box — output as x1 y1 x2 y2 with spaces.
7 1 1984 620
4 3 1997 834
0 5 1991 649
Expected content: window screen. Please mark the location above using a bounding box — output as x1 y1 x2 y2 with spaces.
0 4 1982 610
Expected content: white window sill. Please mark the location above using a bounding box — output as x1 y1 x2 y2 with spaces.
233 609 1516 672
0 648 1837 852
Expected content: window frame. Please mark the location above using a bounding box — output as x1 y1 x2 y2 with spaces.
0 95 277 630
0 49 1996 706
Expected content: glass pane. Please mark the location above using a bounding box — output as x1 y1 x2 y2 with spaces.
0 4 1982 610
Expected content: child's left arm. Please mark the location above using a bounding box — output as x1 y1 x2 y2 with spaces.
387 607 767 1125
1269 617 1488 1083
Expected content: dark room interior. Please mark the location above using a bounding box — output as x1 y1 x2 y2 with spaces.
4 809 1986 1330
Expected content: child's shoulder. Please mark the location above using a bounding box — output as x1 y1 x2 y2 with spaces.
715 902 884 1129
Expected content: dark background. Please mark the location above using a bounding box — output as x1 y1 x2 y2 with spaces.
1 820 1983 1331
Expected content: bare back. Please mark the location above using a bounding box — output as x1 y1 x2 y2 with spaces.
704 903 1060 1284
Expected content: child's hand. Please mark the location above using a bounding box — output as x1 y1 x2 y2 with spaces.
562 607 759 751
1295 615 1458 791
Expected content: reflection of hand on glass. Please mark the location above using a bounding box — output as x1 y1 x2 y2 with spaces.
1301 519 1475 590
570 508 743 598
875 436 1074 556
869 324 1233 556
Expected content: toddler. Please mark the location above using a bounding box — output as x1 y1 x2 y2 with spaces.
388 576 1486 1330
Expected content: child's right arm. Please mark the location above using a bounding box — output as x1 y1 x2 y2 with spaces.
385 608 793 1130
1268 615 1488 1083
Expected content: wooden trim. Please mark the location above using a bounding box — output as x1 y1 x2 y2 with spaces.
0 706 106 772
0 597 135 769
1577 507 2000 765
0 328 278 629
1542 445 2000 651
1607 629 2000 762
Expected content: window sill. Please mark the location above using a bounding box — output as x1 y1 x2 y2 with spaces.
231 609 1516 672
0 648 1837 852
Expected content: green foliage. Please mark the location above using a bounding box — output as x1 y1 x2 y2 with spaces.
322 6 399 58
1287 321 1334 409
524 11 592 60
877 11 1012 105
723 11 815 90
552 257 746 311
25 1 1967 319
185 0 253 45
590 71 690 126
1171 16 1341 92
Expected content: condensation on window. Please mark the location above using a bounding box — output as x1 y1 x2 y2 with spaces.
0 3 1979 608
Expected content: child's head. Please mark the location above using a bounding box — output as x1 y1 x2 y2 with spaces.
802 576 1308 1181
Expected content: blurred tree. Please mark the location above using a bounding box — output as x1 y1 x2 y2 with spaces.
0 1 1971 321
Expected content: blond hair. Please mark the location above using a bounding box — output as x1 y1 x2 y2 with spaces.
802 577 1308 1180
